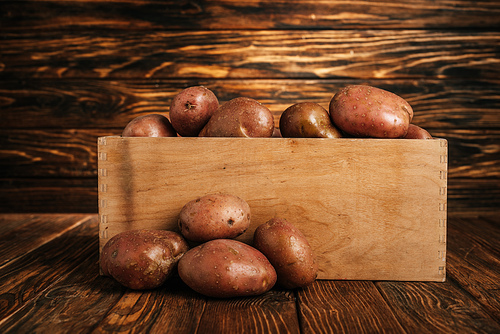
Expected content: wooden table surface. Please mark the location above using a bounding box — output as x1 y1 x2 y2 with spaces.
0 213 499 333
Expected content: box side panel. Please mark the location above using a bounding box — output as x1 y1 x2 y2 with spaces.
98 137 447 281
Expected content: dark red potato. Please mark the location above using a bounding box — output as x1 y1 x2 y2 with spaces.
253 218 318 289
178 239 277 298
169 86 219 136
329 85 413 138
280 102 342 138
122 114 177 137
178 193 251 243
199 97 274 137
100 229 189 290
403 124 433 139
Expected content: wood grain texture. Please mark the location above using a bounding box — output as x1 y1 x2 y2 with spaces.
376 280 500 333
1 0 499 31
0 215 97 320
1 30 499 80
447 216 500 320
0 178 98 213
197 290 299 333
1 79 499 129
97 136 448 281
296 280 404 333
0 214 91 268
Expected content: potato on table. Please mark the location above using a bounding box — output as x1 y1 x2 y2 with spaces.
253 218 318 289
100 229 189 290
178 193 251 243
178 239 277 298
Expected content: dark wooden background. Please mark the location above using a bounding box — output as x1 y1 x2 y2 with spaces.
1 0 499 215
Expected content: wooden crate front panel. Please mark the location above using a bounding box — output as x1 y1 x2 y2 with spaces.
98 137 448 281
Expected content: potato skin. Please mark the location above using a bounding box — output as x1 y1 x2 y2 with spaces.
403 124 433 139
178 193 251 243
178 239 277 298
253 218 318 289
199 97 274 137
100 229 189 290
122 114 177 137
329 85 413 138
280 102 342 138
169 86 219 137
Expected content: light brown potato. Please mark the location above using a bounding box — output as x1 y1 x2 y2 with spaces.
122 114 177 137
177 239 277 298
329 85 413 138
100 229 189 290
253 218 318 289
403 124 433 139
198 97 274 137
178 193 251 243
280 102 342 138
169 86 219 137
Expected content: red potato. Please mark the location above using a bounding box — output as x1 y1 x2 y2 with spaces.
178 239 277 298
199 97 274 137
169 86 219 137
403 124 433 139
329 85 413 138
178 193 251 243
253 218 318 289
122 114 177 137
100 229 189 290
280 102 342 138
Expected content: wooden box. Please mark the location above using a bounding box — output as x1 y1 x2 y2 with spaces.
98 136 448 282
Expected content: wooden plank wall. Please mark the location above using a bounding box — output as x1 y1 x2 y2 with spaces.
1 0 499 214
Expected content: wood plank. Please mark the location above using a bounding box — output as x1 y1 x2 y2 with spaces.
1 128 497 179
0 215 127 334
98 136 448 281
1 0 499 31
0 178 98 213
94 276 206 333
0 215 97 320
0 214 91 268
194 290 299 333
296 280 405 333
447 179 500 215
0 129 117 178
1 79 499 130
432 129 500 179
1 30 498 80
376 281 500 333
446 216 500 320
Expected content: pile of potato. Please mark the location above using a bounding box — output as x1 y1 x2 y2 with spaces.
101 194 318 297
107 84 432 296
122 84 432 139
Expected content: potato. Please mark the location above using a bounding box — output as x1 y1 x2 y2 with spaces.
122 114 177 137
169 86 219 137
253 218 318 289
178 239 277 298
279 102 342 138
100 229 189 290
198 97 274 137
403 124 433 139
178 193 251 243
329 85 413 138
